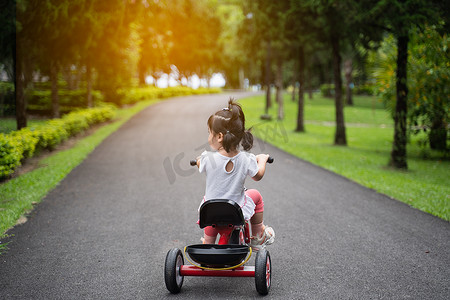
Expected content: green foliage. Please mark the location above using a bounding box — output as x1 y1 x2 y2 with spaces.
320 84 335 98
0 82 14 94
0 134 23 178
408 24 449 150
370 34 397 116
0 106 116 179
353 84 375 96
0 82 15 116
117 86 221 105
371 25 449 151
28 89 104 114
61 114 89 136
10 128 38 159
33 119 69 150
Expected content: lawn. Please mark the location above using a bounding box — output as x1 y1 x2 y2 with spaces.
240 93 449 221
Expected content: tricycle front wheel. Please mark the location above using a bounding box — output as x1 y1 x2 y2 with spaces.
164 248 184 294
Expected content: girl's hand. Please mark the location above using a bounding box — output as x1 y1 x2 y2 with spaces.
253 154 270 181
256 154 270 164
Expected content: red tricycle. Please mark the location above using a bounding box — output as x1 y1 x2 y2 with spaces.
164 158 274 295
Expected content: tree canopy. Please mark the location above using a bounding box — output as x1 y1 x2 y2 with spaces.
1 0 448 166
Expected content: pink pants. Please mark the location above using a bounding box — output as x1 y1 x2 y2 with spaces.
204 189 264 238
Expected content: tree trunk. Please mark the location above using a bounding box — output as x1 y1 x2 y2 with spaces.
389 35 408 169
331 35 346 145
291 53 297 102
296 46 305 132
239 67 245 90
86 63 93 108
344 58 353 106
429 117 447 150
50 60 60 118
265 41 272 114
15 45 27 129
62 65 75 90
291 80 296 102
138 59 146 86
276 57 284 120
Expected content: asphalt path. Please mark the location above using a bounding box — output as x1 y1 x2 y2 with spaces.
1 92 449 299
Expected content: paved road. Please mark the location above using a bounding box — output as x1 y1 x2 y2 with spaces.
1 93 449 299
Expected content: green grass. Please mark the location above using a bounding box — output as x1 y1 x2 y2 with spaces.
240 93 449 221
0 99 160 253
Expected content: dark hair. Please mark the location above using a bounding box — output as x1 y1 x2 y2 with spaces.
207 98 253 153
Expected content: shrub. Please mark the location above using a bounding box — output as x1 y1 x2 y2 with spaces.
354 84 375 96
10 128 39 159
0 105 116 179
33 119 69 150
0 134 23 178
117 86 221 105
320 84 335 98
62 113 90 136
28 89 104 115
0 82 15 116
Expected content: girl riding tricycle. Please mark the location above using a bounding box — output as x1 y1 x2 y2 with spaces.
164 99 275 295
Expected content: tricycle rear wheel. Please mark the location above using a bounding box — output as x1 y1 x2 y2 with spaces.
255 249 271 295
164 248 184 294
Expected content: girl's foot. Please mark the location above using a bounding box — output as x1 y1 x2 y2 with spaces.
250 226 275 250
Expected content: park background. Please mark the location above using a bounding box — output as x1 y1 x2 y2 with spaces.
0 0 449 251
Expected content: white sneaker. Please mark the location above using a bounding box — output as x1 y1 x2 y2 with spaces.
250 226 275 250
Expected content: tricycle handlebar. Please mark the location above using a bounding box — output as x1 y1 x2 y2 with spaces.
190 156 274 166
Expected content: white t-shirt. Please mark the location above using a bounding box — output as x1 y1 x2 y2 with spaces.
199 151 259 220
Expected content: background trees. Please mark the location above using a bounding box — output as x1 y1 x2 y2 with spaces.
363 0 447 168
0 0 448 167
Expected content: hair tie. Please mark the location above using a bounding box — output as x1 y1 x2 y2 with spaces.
226 130 230 134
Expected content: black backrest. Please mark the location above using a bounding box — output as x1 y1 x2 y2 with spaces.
199 199 245 229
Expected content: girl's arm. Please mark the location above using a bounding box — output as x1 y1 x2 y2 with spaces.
252 154 270 181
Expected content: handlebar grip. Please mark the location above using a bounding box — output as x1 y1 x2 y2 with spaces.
190 160 198 166
267 157 274 164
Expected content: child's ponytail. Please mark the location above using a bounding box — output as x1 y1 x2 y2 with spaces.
241 129 253 151
227 99 253 152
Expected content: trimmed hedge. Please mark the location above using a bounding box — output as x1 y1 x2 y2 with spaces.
117 86 221 105
27 89 104 115
0 82 15 116
0 134 23 178
0 105 116 179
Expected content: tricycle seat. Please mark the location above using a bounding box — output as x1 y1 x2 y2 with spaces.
199 199 245 229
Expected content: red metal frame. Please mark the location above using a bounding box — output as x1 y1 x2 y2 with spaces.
182 222 254 278
213 225 236 245
213 222 251 245
180 266 255 277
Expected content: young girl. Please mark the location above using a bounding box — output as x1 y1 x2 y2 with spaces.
195 98 275 249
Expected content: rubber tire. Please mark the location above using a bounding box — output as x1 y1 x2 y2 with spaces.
164 248 184 294
255 249 271 295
